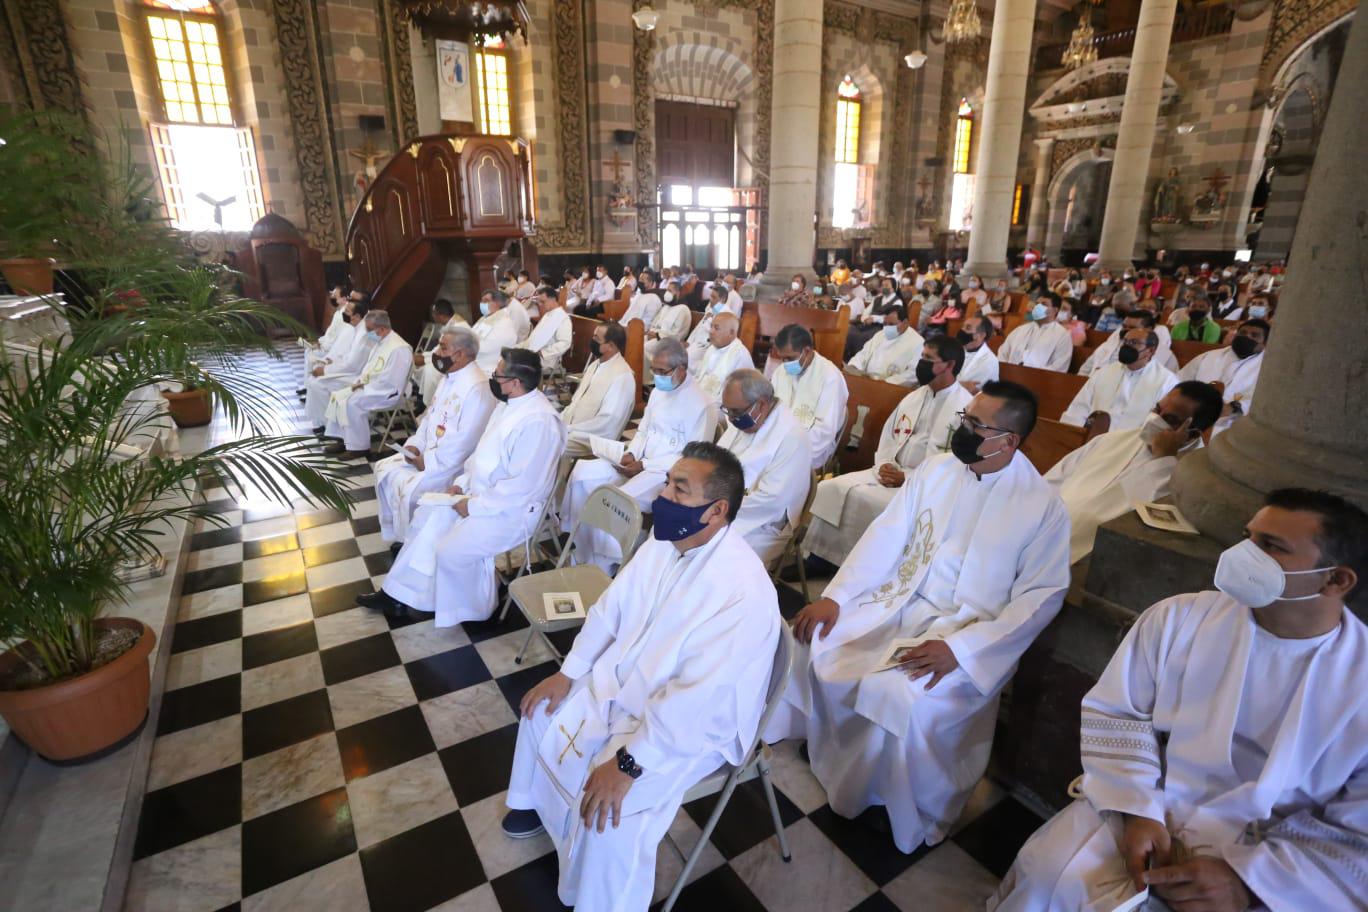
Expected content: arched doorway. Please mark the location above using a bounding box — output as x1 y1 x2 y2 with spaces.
1044 149 1114 264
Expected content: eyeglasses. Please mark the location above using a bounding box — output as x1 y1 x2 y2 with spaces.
956 411 1014 436
491 374 513 383
722 400 760 420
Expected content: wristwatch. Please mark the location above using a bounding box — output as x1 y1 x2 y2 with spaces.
616 746 644 780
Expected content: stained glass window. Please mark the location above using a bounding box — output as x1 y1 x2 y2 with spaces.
145 3 232 125
476 49 512 135
834 76 861 165
953 98 973 174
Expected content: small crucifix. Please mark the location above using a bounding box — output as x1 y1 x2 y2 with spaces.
349 140 387 181
916 175 932 195
1202 168 1231 195
607 150 630 185
557 720 585 764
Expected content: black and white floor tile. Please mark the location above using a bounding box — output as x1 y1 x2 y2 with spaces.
125 349 1046 911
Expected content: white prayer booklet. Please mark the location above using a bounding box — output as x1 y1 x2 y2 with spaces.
386 441 407 452
1136 501 1200 535
417 491 469 507
873 637 928 673
1109 887 1150 912
588 435 627 464
542 591 586 621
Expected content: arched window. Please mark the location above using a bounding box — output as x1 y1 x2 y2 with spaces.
832 75 873 230
952 98 974 174
141 0 264 231
834 76 861 164
475 37 513 135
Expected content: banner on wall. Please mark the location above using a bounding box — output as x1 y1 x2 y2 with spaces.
437 40 473 122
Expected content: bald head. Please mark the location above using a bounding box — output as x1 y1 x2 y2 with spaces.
709 312 739 348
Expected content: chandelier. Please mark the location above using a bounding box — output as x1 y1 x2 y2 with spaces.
944 0 982 44
1061 16 1098 69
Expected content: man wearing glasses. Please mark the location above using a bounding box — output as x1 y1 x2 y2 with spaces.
767 381 1071 856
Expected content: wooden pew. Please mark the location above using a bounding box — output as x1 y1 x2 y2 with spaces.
755 301 850 366
1084 329 1112 349
738 310 759 358
568 314 645 413
1169 339 1222 369
1070 346 1095 374
603 296 629 322
1021 417 1087 474
839 373 913 473
997 363 1088 421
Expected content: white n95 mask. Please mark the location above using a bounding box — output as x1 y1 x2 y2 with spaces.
1213 538 1333 608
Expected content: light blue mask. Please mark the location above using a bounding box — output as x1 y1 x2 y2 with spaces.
1031 302 1048 322
783 359 803 376
654 370 679 392
883 325 899 340
480 301 491 317
366 330 381 342
712 302 726 314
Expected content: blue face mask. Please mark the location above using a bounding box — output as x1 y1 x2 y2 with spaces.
712 302 726 314
366 330 381 342
651 495 717 541
653 370 679 392
1031 302 1048 322
480 301 491 317
883 325 899 340
728 402 758 431
783 358 803 377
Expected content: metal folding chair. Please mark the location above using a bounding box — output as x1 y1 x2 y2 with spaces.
661 624 796 911
495 496 560 623
371 361 421 452
506 484 644 663
769 470 822 602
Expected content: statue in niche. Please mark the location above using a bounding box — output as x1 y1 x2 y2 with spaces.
914 174 936 222
1152 167 1183 223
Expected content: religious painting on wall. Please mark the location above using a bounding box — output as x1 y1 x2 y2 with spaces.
437 40 474 123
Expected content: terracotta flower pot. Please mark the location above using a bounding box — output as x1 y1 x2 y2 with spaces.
0 257 57 295
162 387 213 427
0 618 156 762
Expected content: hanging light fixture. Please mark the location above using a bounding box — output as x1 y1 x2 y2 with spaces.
631 5 660 30
1061 17 1098 69
943 0 982 44
904 50 928 69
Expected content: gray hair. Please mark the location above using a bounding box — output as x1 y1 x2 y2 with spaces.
442 325 479 358
726 368 773 405
487 289 507 305
368 310 392 329
654 337 689 372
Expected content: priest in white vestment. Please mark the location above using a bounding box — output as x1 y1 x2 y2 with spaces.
560 320 636 447
1048 381 1222 564
768 381 1071 854
621 275 663 328
993 489 1368 912
844 304 925 387
502 443 781 911
1061 329 1180 432
415 299 470 403
690 312 753 403
716 369 812 565
1178 318 1269 436
304 304 374 430
580 266 617 317
361 349 566 624
642 281 693 366
770 324 850 470
563 339 716 572
472 291 522 374
997 295 1075 372
374 327 496 543
322 311 413 456
300 292 353 388
804 336 974 567
686 285 743 366
520 288 573 370
1080 310 1177 376
954 315 1000 393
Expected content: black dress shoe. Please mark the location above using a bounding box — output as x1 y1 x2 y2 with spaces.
389 542 402 558
799 741 810 764
312 426 326 436
296 387 307 396
501 809 545 839
405 605 436 621
357 590 398 611
323 441 345 454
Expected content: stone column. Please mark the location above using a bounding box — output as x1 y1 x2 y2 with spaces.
1095 0 1177 271
761 0 823 294
1171 9 1368 541
1025 137 1055 249
961 0 1039 280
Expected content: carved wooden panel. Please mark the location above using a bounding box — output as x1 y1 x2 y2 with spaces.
461 140 517 231
372 177 415 261
418 143 464 228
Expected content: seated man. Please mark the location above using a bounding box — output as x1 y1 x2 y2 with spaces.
560 320 637 452
802 336 974 571
322 311 413 457
562 338 716 572
359 349 566 623
1179 318 1269 436
299 287 363 394
768 381 1071 854
621 272 663 327
304 300 372 430
998 293 1074 372
716 369 812 565
1047 381 1222 564
1060 329 1179 432
954 314 1000 394
686 283 732 366
415 298 469 404
844 304 925 386
992 489 1368 912
520 286 573 370
471 290 522 373
502 443 781 911
769 324 850 470
1080 308 1177 376
374 327 496 543
690 312 753 403
1170 294 1223 342
642 280 692 366
577 264 617 318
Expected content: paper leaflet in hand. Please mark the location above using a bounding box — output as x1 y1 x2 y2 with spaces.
1109 887 1149 912
873 636 931 673
418 491 469 507
588 436 627 464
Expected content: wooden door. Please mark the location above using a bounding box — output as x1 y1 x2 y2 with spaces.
655 100 735 187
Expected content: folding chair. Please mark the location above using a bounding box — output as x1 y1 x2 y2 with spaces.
370 360 421 452
662 624 796 911
769 471 822 602
506 484 644 664
416 321 442 352
495 496 560 623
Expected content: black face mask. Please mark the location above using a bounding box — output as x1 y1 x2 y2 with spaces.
1117 345 1140 365
950 424 1004 465
955 329 975 347
588 339 602 360
489 378 509 402
1189 310 1208 323
914 358 937 387
431 354 454 373
1231 335 1259 359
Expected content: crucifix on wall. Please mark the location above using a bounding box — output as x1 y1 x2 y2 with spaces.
1190 166 1231 221
349 140 388 203
606 149 635 226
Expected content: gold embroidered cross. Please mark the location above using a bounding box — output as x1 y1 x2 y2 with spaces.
558 721 585 764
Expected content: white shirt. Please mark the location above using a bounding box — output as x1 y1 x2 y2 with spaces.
506 299 533 341
520 307 572 369
958 344 1000 389
560 354 635 439
648 302 692 341
1060 359 1179 431
846 327 925 386
998 320 1074 372
623 290 663 327
771 352 850 470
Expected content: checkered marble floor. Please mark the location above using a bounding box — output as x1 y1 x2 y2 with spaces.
125 349 1047 912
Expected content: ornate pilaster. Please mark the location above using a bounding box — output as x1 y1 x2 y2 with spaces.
530 0 590 250
0 0 85 115
377 0 420 146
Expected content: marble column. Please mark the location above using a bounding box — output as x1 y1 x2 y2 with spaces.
1171 9 1368 542
1096 0 1177 271
1025 137 1055 250
961 0 1039 280
761 0 823 295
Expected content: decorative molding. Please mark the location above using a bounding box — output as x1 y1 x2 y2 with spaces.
752 0 775 217
273 0 344 254
531 0 591 251
632 0 657 248
823 0 917 45
1 0 85 115
1261 0 1355 87
377 0 421 146
1050 135 1116 181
